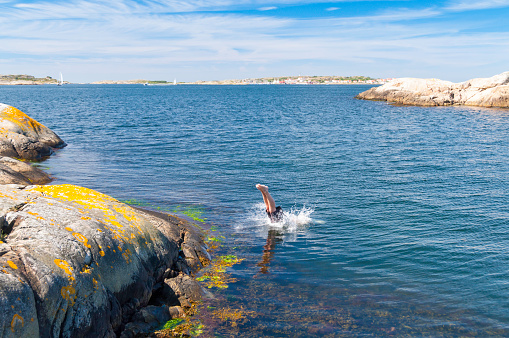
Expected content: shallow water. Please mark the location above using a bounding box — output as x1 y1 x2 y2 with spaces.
2 84 509 336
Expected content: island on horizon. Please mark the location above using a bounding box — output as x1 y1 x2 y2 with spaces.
0 74 392 85
0 74 65 85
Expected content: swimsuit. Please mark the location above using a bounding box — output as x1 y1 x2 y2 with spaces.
266 206 283 222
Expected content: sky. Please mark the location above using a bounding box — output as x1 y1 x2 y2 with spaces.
0 0 508 82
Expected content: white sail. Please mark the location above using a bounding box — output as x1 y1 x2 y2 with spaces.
58 72 63 86
173 78 177 85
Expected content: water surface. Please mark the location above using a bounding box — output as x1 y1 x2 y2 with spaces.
2 84 509 336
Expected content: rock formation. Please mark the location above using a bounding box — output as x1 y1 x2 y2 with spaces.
0 104 66 160
356 72 509 108
0 105 211 337
0 184 210 337
0 157 52 185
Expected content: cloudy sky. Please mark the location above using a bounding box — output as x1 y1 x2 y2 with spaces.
1 0 508 82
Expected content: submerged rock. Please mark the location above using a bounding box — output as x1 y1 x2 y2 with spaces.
356 72 509 108
0 104 65 160
0 184 209 337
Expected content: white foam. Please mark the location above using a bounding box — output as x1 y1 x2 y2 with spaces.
236 203 315 240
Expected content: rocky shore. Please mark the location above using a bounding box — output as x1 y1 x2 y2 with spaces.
356 72 509 108
0 104 211 337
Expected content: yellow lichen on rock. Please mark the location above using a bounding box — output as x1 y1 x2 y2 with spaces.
1 105 44 133
27 184 145 243
60 285 76 305
72 232 91 248
54 259 74 279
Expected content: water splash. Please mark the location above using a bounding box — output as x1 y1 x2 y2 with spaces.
239 203 314 235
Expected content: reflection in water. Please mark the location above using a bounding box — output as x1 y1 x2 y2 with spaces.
256 229 283 274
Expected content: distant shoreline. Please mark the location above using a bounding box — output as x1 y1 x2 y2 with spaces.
0 74 390 86
92 75 390 85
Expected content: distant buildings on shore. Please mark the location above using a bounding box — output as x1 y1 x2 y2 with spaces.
193 75 393 85
0 74 393 85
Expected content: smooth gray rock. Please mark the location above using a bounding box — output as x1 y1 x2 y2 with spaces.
356 72 509 108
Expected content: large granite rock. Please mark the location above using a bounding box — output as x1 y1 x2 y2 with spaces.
356 72 509 108
0 104 65 160
0 184 209 337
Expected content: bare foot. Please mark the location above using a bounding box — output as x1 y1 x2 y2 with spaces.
256 184 268 192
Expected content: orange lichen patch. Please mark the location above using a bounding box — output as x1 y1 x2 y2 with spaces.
81 266 92 274
72 232 91 248
99 251 105 257
26 211 45 221
54 259 74 279
10 314 24 332
60 285 76 305
65 227 73 232
81 216 91 220
7 261 18 270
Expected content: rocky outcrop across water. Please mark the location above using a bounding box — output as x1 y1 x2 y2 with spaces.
356 72 509 108
0 104 66 160
0 105 211 337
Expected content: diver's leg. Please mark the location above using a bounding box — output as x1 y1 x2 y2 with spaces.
256 184 277 213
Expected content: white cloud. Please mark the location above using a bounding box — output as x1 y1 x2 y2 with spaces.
258 6 278 11
0 0 507 82
446 0 509 11
326 7 340 11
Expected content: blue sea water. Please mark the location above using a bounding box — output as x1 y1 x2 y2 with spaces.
2 84 509 336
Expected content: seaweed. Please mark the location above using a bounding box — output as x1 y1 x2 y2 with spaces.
196 255 244 289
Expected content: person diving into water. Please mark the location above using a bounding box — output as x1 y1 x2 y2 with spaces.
256 184 284 222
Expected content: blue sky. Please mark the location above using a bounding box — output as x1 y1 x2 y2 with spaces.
0 0 508 82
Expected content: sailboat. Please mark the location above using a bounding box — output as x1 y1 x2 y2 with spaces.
173 78 177 85
57 72 63 86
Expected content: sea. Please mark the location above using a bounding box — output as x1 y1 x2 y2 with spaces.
1 84 509 337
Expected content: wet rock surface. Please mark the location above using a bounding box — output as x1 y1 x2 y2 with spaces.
356 72 509 108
